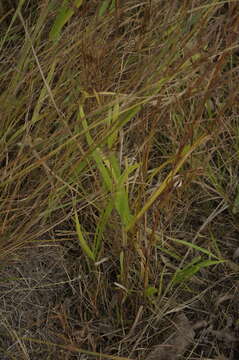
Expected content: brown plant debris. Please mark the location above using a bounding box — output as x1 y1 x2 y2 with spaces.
146 313 195 360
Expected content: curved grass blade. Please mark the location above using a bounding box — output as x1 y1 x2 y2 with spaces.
75 210 95 261
98 0 115 17
172 259 225 285
49 0 84 42
164 237 220 259
93 200 114 258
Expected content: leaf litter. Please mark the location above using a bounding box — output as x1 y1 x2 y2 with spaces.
146 312 195 360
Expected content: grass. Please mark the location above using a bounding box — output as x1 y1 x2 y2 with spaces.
0 0 239 359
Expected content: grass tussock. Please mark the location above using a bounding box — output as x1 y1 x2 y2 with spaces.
0 0 239 359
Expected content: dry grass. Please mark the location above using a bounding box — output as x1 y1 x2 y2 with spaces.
0 0 239 359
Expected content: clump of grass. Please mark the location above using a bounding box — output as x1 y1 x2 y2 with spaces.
1 0 239 359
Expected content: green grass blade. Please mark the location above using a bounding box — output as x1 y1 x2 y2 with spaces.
49 0 84 42
115 187 133 228
172 259 224 285
107 102 120 149
75 211 95 261
93 200 114 257
119 105 141 128
114 162 138 227
118 163 139 187
165 237 220 259
80 106 113 191
98 0 115 17
104 153 137 227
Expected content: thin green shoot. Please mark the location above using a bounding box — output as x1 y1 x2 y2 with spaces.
74 210 95 261
49 0 84 42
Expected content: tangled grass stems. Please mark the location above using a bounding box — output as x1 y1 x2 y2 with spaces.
0 0 239 359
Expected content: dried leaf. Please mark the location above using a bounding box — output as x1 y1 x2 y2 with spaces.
146 313 195 360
